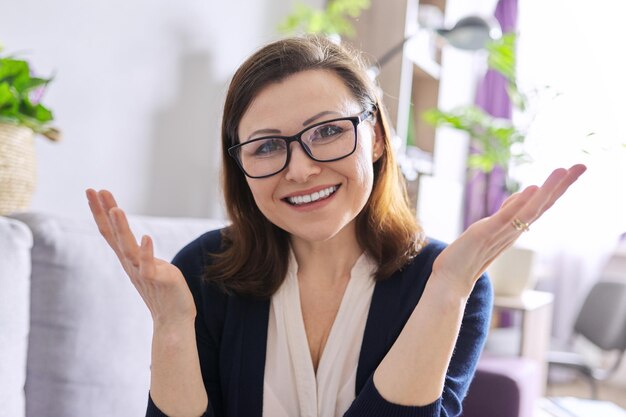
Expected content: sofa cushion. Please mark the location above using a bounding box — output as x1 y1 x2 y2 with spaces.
10 212 225 417
0 216 33 417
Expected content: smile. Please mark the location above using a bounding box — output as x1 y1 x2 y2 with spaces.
285 185 339 206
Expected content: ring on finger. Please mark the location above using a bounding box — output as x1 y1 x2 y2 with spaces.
512 218 530 232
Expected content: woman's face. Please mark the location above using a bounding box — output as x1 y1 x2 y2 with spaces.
237 69 382 243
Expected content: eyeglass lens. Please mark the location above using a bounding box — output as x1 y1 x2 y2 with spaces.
237 118 356 177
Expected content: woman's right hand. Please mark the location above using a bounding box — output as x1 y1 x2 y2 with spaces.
86 189 196 326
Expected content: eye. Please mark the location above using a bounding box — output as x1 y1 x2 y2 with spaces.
249 138 286 157
316 124 344 138
307 123 348 144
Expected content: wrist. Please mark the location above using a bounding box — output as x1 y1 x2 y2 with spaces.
153 316 196 337
428 271 473 304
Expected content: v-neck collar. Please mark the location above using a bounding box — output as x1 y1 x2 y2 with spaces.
231 257 411 417
275 251 376 417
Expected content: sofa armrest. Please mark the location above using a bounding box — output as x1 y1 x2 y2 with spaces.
0 216 33 417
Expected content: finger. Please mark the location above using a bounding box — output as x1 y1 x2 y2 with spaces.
483 165 585 260
474 185 539 257
86 189 123 255
499 185 537 211
517 164 586 224
98 189 120 212
491 185 539 232
536 164 586 213
496 164 585 216
139 235 156 280
109 207 141 268
496 167 567 230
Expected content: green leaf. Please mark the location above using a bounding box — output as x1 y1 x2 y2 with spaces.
0 49 56 130
19 97 53 122
0 82 16 107
278 0 370 37
23 76 50 92
0 58 30 82
32 103 53 122
468 154 495 172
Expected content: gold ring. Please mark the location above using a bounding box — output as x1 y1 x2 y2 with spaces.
512 218 530 232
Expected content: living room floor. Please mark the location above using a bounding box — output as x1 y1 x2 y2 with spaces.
546 378 626 408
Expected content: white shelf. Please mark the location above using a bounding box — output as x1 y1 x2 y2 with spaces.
403 30 441 79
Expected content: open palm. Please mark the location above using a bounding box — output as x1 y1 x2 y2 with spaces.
86 189 196 325
432 164 587 291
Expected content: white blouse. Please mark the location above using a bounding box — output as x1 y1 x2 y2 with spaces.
263 251 377 417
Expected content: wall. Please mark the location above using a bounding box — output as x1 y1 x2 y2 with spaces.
1 0 321 219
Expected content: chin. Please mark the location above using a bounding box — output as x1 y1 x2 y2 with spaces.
280 226 333 242
279 219 355 244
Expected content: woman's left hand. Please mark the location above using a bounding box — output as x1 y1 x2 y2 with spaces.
432 164 587 293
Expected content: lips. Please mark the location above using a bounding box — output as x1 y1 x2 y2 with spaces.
283 184 340 206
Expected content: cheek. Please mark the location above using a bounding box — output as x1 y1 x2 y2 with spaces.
246 178 278 215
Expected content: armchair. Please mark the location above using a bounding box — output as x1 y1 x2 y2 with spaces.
546 280 626 399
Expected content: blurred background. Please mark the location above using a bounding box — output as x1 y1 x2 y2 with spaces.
2 0 625 413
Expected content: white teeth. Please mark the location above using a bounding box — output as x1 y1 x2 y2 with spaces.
287 186 338 205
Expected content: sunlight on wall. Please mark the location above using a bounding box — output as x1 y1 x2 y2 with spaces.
515 0 626 374
515 0 626 252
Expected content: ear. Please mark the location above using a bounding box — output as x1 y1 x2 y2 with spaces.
372 118 385 162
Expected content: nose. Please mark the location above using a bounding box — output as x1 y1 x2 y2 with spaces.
283 142 321 182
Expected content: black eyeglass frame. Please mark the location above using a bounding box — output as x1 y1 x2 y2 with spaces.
228 108 375 179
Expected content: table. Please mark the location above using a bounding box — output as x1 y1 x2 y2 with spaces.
492 290 554 393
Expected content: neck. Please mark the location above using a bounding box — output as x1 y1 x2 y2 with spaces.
290 223 363 289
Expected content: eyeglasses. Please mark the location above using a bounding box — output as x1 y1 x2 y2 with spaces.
228 109 374 179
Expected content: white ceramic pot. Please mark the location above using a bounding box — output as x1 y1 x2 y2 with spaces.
488 246 537 297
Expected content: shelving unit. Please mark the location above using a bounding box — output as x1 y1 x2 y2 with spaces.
351 0 445 158
351 0 489 241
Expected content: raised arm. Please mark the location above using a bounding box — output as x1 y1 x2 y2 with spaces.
357 164 586 415
86 189 209 417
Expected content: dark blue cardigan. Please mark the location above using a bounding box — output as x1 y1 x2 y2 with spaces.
146 229 493 417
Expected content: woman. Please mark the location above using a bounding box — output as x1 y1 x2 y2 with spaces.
86 36 585 417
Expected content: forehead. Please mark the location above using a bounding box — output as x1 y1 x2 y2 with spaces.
238 69 360 138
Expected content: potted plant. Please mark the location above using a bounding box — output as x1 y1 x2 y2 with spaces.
277 0 371 39
0 43 60 215
423 33 539 296
422 33 528 212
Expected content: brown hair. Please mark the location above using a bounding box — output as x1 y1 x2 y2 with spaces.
206 35 425 298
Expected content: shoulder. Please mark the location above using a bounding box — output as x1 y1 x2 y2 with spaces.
172 228 225 271
396 237 447 280
417 237 448 261
171 228 228 296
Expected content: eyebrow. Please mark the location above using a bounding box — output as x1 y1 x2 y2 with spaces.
245 110 343 141
302 110 342 126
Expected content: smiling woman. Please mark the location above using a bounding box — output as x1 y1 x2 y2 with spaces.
86 35 586 417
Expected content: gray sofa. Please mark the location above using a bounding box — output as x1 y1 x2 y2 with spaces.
0 212 224 417
1 212 539 417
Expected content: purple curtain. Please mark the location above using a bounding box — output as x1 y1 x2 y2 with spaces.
463 0 518 229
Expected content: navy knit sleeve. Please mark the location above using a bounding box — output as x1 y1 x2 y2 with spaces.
146 394 214 417
344 273 493 417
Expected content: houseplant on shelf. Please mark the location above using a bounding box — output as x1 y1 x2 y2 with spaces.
422 33 528 208
423 33 537 296
0 43 60 215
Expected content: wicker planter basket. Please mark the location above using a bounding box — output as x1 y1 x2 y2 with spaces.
0 123 37 215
